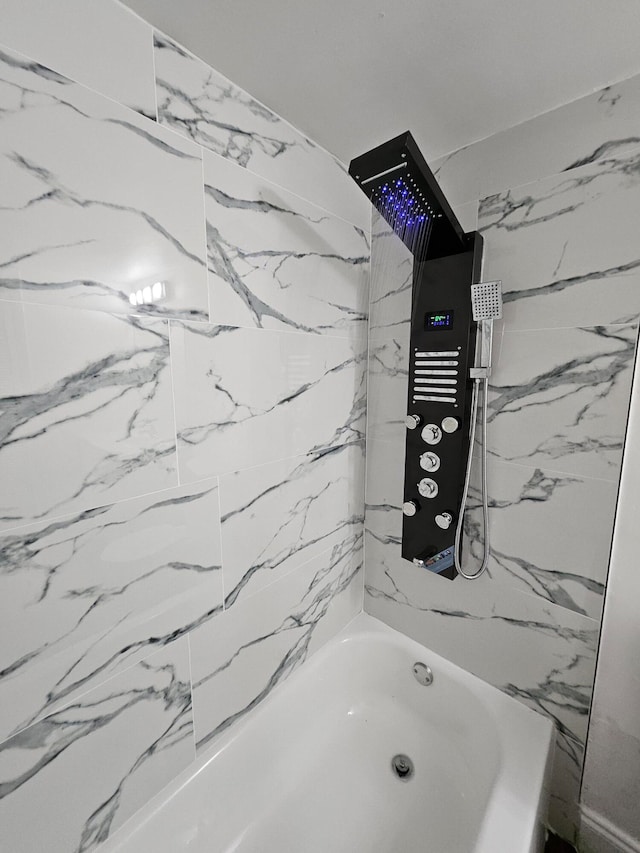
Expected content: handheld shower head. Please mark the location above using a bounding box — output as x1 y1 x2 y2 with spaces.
471 280 502 321
470 280 502 372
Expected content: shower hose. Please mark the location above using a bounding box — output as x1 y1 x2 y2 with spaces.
454 376 490 580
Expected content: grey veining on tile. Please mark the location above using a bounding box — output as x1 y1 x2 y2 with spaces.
488 323 638 480
220 441 364 607
0 302 177 531
0 639 193 853
431 73 640 205
153 33 369 229
479 149 640 331
469 460 615 620
367 334 410 445
0 44 208 319
0 479 221 741
0 0 156 117
204 150 369 336
191 532 363 753
169 320 367 481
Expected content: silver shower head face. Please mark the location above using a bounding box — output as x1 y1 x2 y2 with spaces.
471 280 502 321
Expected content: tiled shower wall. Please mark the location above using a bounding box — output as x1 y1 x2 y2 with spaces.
365 76 640 843
0 2 369 850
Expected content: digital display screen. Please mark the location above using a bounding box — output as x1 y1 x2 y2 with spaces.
425 310 454 331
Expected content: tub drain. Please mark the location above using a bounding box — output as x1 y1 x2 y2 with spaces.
391 754 414 781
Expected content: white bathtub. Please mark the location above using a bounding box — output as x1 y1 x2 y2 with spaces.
100 613 554 853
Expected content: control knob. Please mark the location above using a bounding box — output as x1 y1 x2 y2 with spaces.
405 414 422 430
419 451 440 472
441 416 460 434
435 512 454 530
421 423 442 445
417 478 439 499
403 500 419 517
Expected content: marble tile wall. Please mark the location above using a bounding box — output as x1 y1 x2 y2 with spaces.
364 77 640 844
0 5 368 851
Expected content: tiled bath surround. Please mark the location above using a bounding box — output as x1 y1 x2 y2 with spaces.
364 79 640 843
2 2 639 851
0 3 368 851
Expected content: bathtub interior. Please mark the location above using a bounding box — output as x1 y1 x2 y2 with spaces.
98 614 554 853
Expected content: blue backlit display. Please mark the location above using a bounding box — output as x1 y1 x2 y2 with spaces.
425 310 454 331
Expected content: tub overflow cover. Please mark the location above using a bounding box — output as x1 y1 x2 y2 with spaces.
412 662 434 686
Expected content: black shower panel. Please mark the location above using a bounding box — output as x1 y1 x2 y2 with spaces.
349 131 484 578
402 237 482 578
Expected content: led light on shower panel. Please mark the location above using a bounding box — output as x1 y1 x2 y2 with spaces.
423 547 454 573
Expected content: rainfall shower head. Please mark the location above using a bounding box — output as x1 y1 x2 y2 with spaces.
349 131 468 260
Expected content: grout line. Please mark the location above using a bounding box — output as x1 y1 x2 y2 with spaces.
490 455 623 486
114 21 370 231
361 206 374 608
201 156 212 324
0 475 221 536
499 319 640 335
186 633 198 760
150 23 159 123
216 477 226 610
0 636 186 750
167 320 182 486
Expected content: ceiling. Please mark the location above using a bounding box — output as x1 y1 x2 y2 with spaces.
123 0 640 165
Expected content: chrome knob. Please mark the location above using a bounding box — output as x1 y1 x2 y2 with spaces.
419 451 440 472
421 423 442 445
418 478 438 499
405 414 422 430
441 416 460 434
403 500 419 517
435 512 453 530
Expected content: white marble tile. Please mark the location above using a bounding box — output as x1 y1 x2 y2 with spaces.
203 150 369 337
190 532 363 753
169 321 367 481
0 45 208 319
489 323 638 481
0 581 222 751
0 638 193 853
153 33 370 229
0 0 156 117
368 211 413 340
364 436 406 550
431 73 640 205
220 442 364 607
0 302 177 531
0 479 221 742
479 151 640 332
453 199 479 234
472 459 615 620
367 333 411 445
